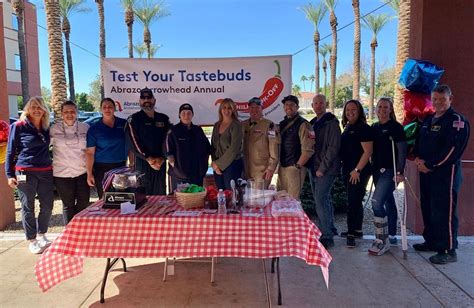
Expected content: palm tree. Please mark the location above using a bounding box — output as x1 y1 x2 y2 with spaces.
133 42 147 58
319 43 331 97
324 0 338 112
308 74 315 93
44 0 67 117
59 0 90 102
12 0 29 102
121 0 136 58
300 75 308 91
134 0 169 59
292 84 302 98
133 42 161 58
352 0 361 100
301 2 327 95
389 0 410 121
95 0 105 99
363 13 392 119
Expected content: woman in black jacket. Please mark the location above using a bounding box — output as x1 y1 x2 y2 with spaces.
340 100 373 248
165 103 211 191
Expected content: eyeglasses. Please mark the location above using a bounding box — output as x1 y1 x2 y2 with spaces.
140 95 153 100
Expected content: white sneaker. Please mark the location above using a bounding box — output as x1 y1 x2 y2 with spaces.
37 235 52 249
368 239 390 256
29 240 44 254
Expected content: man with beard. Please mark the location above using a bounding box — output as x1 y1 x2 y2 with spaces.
126 88 171 195
277 95 315 200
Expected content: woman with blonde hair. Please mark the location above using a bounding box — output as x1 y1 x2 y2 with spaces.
5 97 54 254
211 98 243 190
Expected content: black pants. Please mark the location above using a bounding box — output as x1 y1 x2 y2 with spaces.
420 163 461 252
136 157 166 195
345 168 371 234
54 173 90 225
93 162 126 199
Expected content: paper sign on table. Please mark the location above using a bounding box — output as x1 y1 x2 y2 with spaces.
120 202 137 214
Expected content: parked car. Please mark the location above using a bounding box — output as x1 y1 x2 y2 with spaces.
84 115 102 126
78 111 100 122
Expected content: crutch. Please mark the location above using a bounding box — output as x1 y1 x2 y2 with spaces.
391 137 408 260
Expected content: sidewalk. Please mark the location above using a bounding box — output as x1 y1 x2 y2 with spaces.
0 235 472 307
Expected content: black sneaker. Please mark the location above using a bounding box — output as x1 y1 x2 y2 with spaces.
340 231 363 239
413 242 435 252
320 238 335 249
346 235 356 248
429 251 457 264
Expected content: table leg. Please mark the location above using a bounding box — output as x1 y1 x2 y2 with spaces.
276 257 282 305
271 257 276 273
100 258 123 303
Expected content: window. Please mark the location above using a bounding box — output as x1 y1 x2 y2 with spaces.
11 14 18 30
14 54 21 70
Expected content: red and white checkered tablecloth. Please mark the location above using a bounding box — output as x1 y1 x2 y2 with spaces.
35 196 332 292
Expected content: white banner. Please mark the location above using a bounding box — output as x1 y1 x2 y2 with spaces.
102 55 292 125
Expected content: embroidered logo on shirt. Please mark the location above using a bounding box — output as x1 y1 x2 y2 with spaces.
453 120 465 129
431 125 441 132
267 130 276 138
156 122 165 127
308 131 316 139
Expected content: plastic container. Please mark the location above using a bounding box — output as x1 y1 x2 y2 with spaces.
217 189 226 215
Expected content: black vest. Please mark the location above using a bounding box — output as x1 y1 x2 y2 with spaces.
279 115 305 167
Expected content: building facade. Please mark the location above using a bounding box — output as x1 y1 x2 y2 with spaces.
1 0 41 118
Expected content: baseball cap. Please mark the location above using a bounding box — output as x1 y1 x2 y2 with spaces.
179 103 194 114
248 97 262 106
140 87 154 99
282 95 299 106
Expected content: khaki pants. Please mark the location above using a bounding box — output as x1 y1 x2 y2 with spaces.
277 166 306 200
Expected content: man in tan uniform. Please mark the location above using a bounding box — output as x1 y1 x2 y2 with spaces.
277 95 315 200
242 97 279 188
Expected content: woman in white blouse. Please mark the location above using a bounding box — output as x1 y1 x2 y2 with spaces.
50 101 90 224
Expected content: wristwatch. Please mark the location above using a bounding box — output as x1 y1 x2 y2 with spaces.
354 168 360 173
294 163 302 169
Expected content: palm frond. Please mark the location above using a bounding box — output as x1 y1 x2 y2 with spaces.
363 13 392 36
134 0 170 27
300 2 327 29
59 0 91 18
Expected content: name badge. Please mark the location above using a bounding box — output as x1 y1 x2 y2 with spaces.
17 174 26 183
431 125 441 132
453 120 465 129
267 130 276 138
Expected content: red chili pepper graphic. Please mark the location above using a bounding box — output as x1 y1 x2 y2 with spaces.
215 60 284 113
115 101 123 112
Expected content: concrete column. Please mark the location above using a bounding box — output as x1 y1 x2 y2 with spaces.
406 0 474 235
0 3 16 230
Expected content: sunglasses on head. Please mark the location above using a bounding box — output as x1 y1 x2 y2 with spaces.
140 95 153 99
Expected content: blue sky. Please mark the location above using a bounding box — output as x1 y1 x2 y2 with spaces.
31 0 398 94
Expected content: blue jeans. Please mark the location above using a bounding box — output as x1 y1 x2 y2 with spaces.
215 159 243 190
372 168 398 236
16 170 54 240
308 172 337 240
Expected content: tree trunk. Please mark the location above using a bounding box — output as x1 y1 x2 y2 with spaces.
144 27 151 59
369 40 377 120
314 31 320 95
126 8 133 58
323 65 327 97
96 0 105 100
352 0 361 100
13 1 29 102
329 11 338 112
63 17 75 102
394 0 411 122
44 0 67 118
